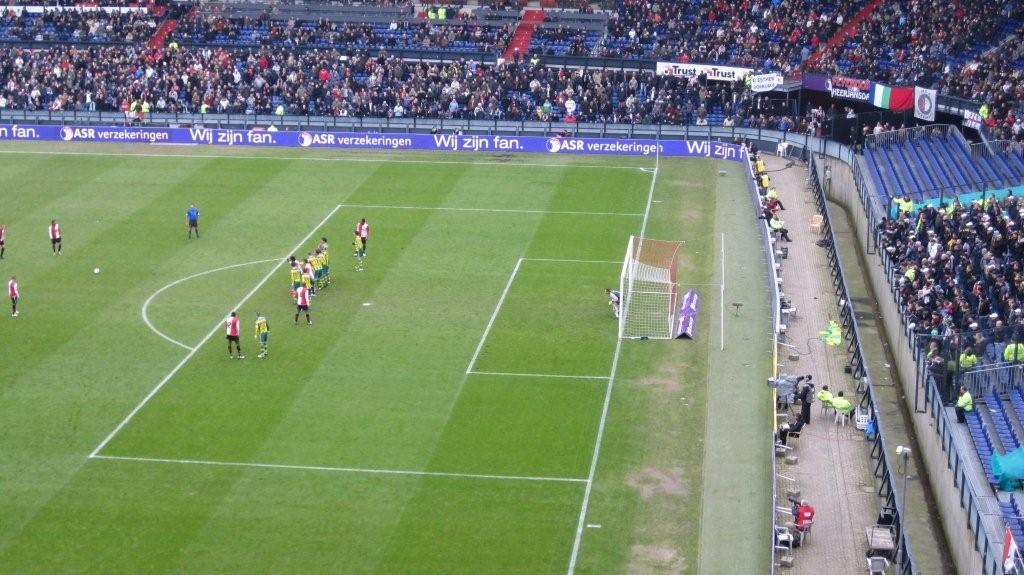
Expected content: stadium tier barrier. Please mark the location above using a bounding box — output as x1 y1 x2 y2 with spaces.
0 123 751 160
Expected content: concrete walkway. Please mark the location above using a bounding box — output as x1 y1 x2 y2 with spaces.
765 155 878 574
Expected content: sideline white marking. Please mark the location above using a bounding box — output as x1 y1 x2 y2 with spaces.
469 371 610 381
465 257 523 374
89 204 343 458
568 152 659 574
523 258 621 264
0 149 647 171
91 454 588 484
141 258 280 351
721 233 726 352
340 204 642 217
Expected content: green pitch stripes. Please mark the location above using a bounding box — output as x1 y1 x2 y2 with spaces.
0 143 765 573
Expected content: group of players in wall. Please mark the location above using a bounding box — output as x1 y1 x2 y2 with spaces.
1 205 370 363
225 212 370 360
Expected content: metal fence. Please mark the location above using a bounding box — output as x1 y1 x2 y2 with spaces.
863 124 960 150
746 151 782 574
856 121 1011 571
809 154 917 574
860 170 1007 575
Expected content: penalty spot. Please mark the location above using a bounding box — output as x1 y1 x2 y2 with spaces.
362 302 373 307
586 524 602 529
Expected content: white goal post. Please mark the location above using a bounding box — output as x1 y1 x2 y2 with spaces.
618 235 683 340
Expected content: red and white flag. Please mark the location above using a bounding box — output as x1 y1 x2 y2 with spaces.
1005 526 1020 573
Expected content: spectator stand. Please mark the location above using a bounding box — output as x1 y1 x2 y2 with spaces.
864 126 1024 217
176 1 510 55
857 132 1024 573
0 4 162 45
527 11 606 58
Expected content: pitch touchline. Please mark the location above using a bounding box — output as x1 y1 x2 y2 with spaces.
141 258 281 352
0 149 648 171
91 454 588 484
89 204 344 458
340 204 642 217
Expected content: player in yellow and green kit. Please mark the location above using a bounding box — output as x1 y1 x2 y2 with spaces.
289 257 303 298
254 312 270 358
318 237 331 286
353 230 365 271
312 250 325 290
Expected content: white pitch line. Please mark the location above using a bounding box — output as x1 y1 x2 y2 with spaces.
141 258 280 351
91 454 588 484
522 258 622 264
0 149 648 171
720 233 726 352
465 258 523 374
567 151 659 574
469 371 610 381
340 204 642 217
89 204 343 458
637 148 660 241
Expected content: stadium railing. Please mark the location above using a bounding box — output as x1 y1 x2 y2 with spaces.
0 109 848 147
850 144 1007 574
742 146 781 573
809 154 917 574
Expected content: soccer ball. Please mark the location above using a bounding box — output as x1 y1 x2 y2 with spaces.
93 268 100 274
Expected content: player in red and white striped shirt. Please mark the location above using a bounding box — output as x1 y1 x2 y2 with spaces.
225 311 244 359
0 224 6 259
8 275 18 317
48 219 62 255
303 257 316 296
294 284 312 325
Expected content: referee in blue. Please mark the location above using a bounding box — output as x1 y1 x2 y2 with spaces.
186 203 200 239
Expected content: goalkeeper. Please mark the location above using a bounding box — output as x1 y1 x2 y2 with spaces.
605 288 621 319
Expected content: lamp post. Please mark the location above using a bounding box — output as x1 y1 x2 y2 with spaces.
896 445 911 522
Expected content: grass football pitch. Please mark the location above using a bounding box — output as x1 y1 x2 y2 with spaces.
0 142 769 573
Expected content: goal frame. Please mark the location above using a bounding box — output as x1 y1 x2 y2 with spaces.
617 235 683 340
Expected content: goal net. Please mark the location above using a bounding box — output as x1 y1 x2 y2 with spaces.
618 235 683 339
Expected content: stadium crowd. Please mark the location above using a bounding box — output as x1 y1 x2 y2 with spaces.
878 193 1024 369
599 0 858 69
0 0 1022 134
174 15 512 53
0 7 158 44
808 0 1016 86
0 43 806 127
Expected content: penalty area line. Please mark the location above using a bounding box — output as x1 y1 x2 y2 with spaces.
89 204 343 459
91 454 589 484
340 204 642 217
465 257 523 375
469 371 610 381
